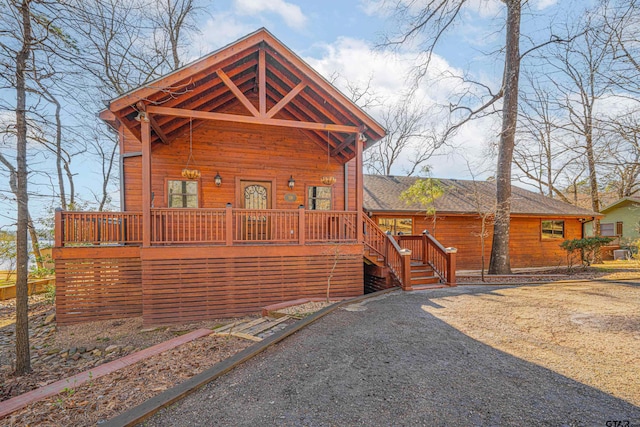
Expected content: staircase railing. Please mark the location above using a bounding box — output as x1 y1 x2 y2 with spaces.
397 233 457 286
363 214 457 288
363 215 411 289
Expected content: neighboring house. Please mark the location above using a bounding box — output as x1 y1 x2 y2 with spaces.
364 175 600 270
584 197 640 246
55 29 453 325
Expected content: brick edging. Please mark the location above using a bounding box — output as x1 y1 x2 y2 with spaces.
0 328 212 419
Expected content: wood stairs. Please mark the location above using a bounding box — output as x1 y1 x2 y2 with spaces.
363 249 384 266
409 262 443 290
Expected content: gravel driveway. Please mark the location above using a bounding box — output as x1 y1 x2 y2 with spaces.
147 286 640 426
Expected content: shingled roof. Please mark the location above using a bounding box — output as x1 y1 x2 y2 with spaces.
364 175 599 217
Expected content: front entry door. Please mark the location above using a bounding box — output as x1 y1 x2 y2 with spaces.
240 181 272 241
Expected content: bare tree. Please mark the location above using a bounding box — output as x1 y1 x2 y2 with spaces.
378 0 533 274
547 18 614 233
464 163 497 282
600 0 640 95
5 0 33 375
600 112 640 198
151 0 203 69
514 74 577 203
365 95 438 176
63 0 203 211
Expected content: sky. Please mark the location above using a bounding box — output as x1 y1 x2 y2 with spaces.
0 0 597 229
182 0 589 178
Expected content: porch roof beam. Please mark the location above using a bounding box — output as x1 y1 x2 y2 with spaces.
146 105 360 133
259 47 266 116
266 81 306 119
216 68 260 117
137 102 169 145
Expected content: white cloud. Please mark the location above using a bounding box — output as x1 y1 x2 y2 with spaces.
304 37 499 179
189 12 254 58
535 0 558 10
233 0 307 30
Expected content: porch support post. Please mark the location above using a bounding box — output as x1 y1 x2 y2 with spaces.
445 247 457 287
54 208 62 247
141 114 152 247
355 132 364 243
298 205 305 245
226 203 233 246
422 233 428 265
401 249 412 291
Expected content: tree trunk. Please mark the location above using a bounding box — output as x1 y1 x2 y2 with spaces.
585 120 600 235
28 215 43 269
15 0 32 375
53 96 67 210
489 0 521 275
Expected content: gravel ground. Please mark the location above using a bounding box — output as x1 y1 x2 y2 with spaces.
147 283 640 427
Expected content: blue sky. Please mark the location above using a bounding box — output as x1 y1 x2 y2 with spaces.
0 0 596 229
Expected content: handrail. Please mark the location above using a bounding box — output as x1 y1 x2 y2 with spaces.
363 215 411 289
396 233 457 286
363 215 386 259
424 233 456 285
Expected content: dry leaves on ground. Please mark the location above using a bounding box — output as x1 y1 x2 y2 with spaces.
3 334 251 426
423 281 640 407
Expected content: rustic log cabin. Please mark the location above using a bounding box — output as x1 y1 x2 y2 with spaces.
53 29 457 325
364 175 600 270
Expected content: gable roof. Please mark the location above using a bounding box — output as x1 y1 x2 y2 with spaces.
364 175 599 217
100 28 385 164
599 197 640 213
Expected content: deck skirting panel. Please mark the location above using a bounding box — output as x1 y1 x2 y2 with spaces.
141 246 363 324
55 250 143 324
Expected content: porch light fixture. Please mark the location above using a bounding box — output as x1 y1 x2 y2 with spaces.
181 118 201 180
214 172 222 187
288 175 295 189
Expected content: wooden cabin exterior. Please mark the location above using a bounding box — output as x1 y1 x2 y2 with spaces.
53 29 456 325
364 175 600 270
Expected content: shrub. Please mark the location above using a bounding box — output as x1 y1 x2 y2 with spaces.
560 236 614 269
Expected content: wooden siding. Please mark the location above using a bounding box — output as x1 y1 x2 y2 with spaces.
122 155 142 211
371 214 583 270
54 247 142 324
141 244 363 325
121 100 349 213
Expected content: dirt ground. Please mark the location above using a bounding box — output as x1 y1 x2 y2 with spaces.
422 280 640 407
0 297 254 426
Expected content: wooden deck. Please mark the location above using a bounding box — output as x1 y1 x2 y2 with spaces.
54 209 455 325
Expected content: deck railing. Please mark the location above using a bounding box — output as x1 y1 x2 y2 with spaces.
55 211 143 246
151 208 226 244
56 208 357 247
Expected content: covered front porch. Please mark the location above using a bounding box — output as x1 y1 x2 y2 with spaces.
54 208 358 247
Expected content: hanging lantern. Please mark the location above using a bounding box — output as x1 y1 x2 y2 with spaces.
321 130 336 186
181 118 201 179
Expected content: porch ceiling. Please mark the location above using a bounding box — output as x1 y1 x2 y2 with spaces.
100 28 386 164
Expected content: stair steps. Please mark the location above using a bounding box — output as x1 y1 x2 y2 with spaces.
409 262 441 287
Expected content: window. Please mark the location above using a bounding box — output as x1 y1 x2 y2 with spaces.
541 220 564 239
601 223 615 236
168 180 198 208
377 218 413 235
601 222 623 237
308 186 332 210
